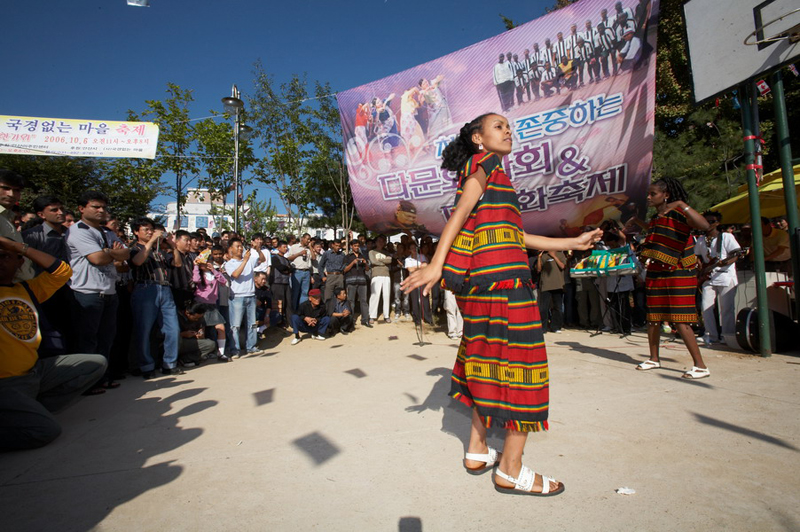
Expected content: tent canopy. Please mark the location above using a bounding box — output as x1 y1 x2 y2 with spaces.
712 165 800 224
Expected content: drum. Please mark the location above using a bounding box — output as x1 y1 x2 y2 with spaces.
735 308 798 353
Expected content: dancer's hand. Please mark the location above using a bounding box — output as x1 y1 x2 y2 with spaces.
401 263 442 296
573 228 603 250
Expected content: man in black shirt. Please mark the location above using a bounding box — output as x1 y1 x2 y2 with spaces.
169 230 195 311
290 288 330 345
319 239 346 303
326 287 354 336
22 195 73 351
344 239 371 328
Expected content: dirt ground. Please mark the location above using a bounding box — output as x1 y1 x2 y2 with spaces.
2 319 799 531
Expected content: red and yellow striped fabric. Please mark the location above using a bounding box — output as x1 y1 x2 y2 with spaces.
441 153 548 433
642 210 699 323
442 152 531 293
451 282 549 432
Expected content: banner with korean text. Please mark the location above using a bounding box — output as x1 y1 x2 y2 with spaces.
0 116 160 159
337 0 658 237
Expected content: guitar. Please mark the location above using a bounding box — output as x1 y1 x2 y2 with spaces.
697 249 745 285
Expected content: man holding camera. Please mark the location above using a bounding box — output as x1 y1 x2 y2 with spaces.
344 239 372 328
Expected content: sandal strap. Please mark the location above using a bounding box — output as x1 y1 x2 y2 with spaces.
497 466 557 494
685 366 710 377
496 465 535 492
465 446 498 464
540 474 556 495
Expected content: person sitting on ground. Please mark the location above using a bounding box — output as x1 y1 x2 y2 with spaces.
291 288 330 345
327 287 355 336
0 236 106 451
178 302 218 367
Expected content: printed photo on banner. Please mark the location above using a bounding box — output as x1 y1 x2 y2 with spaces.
337 0 659 237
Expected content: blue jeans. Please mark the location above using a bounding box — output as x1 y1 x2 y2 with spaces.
291 314 330 336
229 295 257 352
131 284 180 371
71 291 118 379
291 269 311 310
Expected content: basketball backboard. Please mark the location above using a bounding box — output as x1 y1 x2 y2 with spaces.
684 0 800 103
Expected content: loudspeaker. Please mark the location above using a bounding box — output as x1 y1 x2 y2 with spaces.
736 308 798 353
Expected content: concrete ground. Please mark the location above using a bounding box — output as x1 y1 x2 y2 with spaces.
2 321 799 532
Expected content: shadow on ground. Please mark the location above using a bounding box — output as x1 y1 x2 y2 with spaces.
691 412 799 451
553 340 646 365
0 385 215 532
404 367 504 449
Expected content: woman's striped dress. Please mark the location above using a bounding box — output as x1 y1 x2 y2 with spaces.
641 210 699 323
443 152 549 432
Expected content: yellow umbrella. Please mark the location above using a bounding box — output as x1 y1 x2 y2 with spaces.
712 164 800 224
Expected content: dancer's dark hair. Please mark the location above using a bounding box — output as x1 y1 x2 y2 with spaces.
440 113 495 172
652 177 689 204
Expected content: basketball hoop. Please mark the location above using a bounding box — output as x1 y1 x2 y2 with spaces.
744 8 800 46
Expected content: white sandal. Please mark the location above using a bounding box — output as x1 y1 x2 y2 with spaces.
683 366 710 379
464 446 501 475
637 360 661 371
494 465 565 496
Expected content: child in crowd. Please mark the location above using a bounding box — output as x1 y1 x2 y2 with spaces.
192 249 230 362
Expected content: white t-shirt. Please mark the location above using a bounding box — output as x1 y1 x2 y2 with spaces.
224 253 260 297
694 232 741 287
404 254 428 270
253 247 270 274
287 243 311 270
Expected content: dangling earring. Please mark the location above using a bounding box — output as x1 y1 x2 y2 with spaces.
478 143 484 151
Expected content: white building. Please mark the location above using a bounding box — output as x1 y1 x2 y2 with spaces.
151 188 348 239
152 188 233 233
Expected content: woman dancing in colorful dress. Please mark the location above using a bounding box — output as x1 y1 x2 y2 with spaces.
402 113 601 496
637 177 711 378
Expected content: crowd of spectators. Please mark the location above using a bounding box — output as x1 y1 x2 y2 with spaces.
0 164 793 451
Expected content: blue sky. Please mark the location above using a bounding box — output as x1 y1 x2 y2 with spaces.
2 0 554 211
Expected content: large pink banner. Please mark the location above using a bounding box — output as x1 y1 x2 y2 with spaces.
337 0 658 237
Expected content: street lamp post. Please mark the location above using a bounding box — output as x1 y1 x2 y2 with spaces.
222 85 245 233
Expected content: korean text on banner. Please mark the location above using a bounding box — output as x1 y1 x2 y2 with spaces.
336 0 659 237
0 116 160 159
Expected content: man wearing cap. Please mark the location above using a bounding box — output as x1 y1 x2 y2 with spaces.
290 288 330 345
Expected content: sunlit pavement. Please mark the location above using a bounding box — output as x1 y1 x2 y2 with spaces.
2 323 799 531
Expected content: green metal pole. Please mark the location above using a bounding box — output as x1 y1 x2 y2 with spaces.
739 82 771 357
770 70 800 323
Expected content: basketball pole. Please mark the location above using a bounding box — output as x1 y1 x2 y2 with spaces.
769 70 800 323
738 81 772 357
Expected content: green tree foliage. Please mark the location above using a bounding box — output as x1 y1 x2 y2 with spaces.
248 64 316 234
305 81 366 237
139 83 199 225
500 14 517 30
208 191 279 235
0 148 163 222
194 112 256 203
